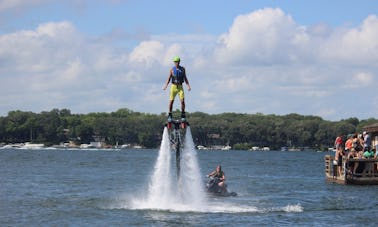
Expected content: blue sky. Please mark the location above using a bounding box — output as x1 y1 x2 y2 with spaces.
0 0 378 120
3 1 376 34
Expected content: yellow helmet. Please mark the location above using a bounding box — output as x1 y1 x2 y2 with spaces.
173 56 180 62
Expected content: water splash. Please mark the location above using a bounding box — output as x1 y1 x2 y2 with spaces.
131 126 206 211
125 127 303 214
143 127 175 209
179 126 205 208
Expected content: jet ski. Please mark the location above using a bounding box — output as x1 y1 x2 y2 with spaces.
206 177 237 197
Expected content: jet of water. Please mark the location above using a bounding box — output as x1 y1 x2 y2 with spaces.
145 127 175 209
138 126 206 211
179 126 206 209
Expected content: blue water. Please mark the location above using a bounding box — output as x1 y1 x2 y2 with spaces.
1 149 377 226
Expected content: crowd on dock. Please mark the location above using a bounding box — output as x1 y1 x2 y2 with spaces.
334 132 378 177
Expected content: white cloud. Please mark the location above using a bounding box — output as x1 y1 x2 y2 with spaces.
213 8 378 69
214 8 299 65
60 58 84 81
35 21 77 38
0 8 378 120
343 72 374 89
0 21 80 74
129 40 165 66
118 71 142 83
321 15 378 65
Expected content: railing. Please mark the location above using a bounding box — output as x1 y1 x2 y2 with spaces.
325 155 378 184
345 158 378 178
325 155 344 179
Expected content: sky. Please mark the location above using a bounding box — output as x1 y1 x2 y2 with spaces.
0 0 377 121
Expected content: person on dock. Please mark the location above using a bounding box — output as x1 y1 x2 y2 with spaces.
207 165 226 188
362 148 375 176
346 148 358 175
334 135 344 176
345 135 353 153
352 134 363 153
363 131 371 152
334 135 343 153
163 56 191 122
335 145 345 177
350 134 366 176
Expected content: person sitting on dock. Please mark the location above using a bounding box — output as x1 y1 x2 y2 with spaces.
363 149 375 159
362 148 375 177
346 148 358 174
352 134 363 153
207 165 226 189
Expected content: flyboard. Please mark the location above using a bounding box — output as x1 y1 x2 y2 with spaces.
165 113 188 179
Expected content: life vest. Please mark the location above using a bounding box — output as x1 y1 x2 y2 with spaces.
215 170 224 179
171 66 185 84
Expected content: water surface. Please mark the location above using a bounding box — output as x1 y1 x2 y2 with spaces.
1 149 377 226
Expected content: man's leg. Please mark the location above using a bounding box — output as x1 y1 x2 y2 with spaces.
178 86 185 116
169 85 175 117
180 99 185 113
169 100 174 113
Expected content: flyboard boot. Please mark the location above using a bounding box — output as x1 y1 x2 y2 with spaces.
180 112 186 129
167 112 173 129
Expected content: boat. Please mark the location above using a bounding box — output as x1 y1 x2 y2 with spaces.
221 145 232 151
0 144 23 149
206 177 237 197
197 145 208 150
20 142 45 149
120 144 131 149
324 155 378 185
250 146 270 151
79 144 95 149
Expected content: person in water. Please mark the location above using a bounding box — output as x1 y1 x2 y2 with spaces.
207 165 226 188
163 56 191 121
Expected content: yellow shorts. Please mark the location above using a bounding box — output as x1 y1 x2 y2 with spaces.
170 84 184 101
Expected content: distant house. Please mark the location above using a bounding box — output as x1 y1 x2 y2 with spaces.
207 133 220 139
363 123 378 149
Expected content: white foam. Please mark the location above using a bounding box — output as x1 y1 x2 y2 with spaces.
178 126 206 209
122 127 304 215
281 203 304 212
111 196 303 214
143 127 175 209
129 126 207 211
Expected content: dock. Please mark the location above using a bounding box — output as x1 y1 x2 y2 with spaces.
325 155 378 185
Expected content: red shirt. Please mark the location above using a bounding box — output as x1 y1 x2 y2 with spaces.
335 137 342 145
345 139 353 149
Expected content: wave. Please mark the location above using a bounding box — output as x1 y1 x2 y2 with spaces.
104 196 303 214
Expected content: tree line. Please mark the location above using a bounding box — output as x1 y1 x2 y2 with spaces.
0 108 377 150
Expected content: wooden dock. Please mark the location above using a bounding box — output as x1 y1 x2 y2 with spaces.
325 155 378 185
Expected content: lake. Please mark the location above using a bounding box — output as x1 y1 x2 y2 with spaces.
1 148 377 226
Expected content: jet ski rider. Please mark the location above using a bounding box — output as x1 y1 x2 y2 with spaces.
207 165 226 188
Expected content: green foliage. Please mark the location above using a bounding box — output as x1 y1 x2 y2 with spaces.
233 143 252 150
0 108 377 149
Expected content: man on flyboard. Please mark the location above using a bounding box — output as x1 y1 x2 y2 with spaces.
163 56 191 122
